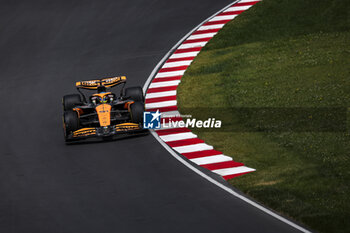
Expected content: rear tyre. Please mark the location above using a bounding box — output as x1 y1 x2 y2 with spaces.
130 102 144 124
63 94 82 111
124 87 144 103
63 110 80 139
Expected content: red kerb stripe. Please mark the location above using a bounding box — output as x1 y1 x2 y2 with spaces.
201 161 244 170
174 47 202 54
167 138 204 147
202 20 231 26
183 37 212 44
166 57 195 63
192 28 220 35
156 127 191 136
217 10 245 16
233 1 259 7
145 96 177 104
223 171 253 180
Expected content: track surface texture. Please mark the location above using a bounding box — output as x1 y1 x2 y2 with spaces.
0 1 300 233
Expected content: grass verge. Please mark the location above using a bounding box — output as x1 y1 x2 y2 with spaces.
177 0 350 232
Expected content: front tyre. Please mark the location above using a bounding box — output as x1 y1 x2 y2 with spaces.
124 87 144 103
129 102 144 124
63 110 79 140
63 94 82 111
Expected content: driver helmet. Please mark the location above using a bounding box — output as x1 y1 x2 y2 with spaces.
101 95 109 103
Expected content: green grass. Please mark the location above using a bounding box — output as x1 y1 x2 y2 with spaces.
177 0 350 232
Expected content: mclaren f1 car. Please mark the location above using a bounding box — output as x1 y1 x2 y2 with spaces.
62 76 147 142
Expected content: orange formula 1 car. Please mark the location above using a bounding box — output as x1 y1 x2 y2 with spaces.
62 76 147 142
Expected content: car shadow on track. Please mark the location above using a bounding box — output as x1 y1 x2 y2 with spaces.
64 130 150 146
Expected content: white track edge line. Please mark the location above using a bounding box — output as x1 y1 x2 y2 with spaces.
142 1 311 232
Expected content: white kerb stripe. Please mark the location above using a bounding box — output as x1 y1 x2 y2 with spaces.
197 24 224 31
156 70 185 78
190 154 232 165
145 100 177 109
187 33 216 40
159 132 197 142
173 143 213 154
212 166 256 176
145 90 177 99
178 42 207 49
162 60 192 68
237 0 259 3
149 80 180 88
223 5 253 12
169 52 199 59
208 15 238 22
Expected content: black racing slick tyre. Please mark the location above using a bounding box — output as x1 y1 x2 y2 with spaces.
63 110 79 139
124 86 144 103
63 94 82 111
130 102 144 124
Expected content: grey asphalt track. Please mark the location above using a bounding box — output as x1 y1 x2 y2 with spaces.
0 1 302 233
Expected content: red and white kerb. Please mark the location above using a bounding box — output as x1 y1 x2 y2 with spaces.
145 0 261 180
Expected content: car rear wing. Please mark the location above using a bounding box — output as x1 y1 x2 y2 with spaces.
75 76 126 90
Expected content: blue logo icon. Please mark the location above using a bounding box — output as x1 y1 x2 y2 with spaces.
143 110 161 129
